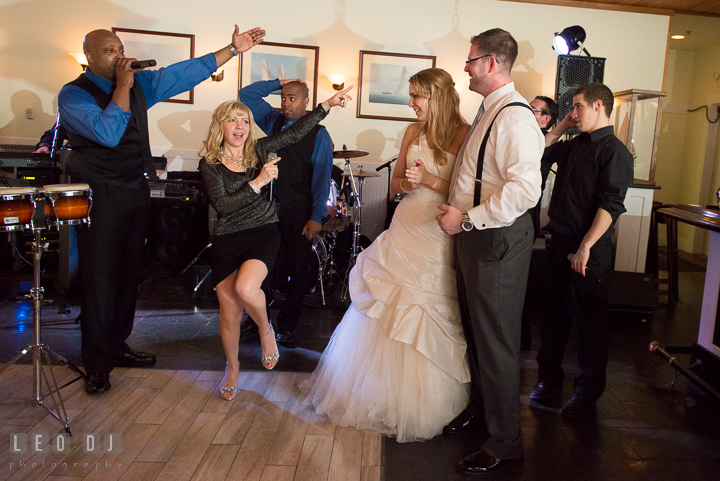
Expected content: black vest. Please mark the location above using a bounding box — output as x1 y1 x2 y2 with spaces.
269 115 321 208
64 74 155 188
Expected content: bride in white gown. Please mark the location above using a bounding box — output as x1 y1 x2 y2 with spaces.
303 68 471 442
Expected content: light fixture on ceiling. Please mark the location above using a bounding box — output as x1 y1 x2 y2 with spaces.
70 52 88 71
328 73 346 91
552 25 591 56
671 30 691 40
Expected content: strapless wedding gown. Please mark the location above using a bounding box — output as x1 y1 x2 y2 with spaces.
303 137 470 442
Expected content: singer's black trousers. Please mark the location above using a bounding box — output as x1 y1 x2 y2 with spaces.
76 181 151 374
536 234 612 402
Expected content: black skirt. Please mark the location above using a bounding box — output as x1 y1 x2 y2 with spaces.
210 223 281 286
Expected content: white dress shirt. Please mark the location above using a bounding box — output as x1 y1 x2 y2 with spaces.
449 82 544 229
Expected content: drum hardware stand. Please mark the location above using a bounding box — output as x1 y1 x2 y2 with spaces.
180 241 213 295
341 174 367 302
0 195 87 435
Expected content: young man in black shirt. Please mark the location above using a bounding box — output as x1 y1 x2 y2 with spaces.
530 83 634 418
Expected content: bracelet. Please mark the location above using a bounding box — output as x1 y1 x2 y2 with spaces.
248 180 261 194
229 44 238 56
399 178 410 194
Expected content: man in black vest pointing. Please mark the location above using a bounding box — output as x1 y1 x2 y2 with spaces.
59 25 266 394
240 77 333 345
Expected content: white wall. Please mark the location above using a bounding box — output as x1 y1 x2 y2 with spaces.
0 0 670 238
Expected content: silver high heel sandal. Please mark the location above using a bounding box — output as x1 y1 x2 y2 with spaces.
260 324 280 370
220 361 241 401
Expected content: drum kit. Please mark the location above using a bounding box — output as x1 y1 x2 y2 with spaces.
0 183 92 434
311 146 380 304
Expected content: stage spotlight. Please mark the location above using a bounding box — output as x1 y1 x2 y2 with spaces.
552 26 591 56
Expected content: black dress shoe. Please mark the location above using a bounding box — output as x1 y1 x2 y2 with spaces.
457 450 519 475
561 393 596 419
529 380 562 401
442 410 478 435
85 372 111 395
275 330 294 346
115 349 156 367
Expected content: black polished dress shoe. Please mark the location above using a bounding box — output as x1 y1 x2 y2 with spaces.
561 393 596 419
85 372 111 395
275 330 295 346
457 450 519 475
115 349 157 367
529 380 562 401
442 410 478 435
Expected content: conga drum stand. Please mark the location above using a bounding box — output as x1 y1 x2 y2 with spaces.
0 194 87 435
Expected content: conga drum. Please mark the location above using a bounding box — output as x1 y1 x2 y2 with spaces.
42 184 92 226
0 187 37 231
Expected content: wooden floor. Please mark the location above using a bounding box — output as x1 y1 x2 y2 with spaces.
0 364 382 481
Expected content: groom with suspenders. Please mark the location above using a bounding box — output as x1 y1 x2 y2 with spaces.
437 28 544 474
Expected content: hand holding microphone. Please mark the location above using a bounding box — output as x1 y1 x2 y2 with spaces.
254 153 280 198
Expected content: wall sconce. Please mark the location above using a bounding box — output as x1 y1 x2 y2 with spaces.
328 73 346 91
211 70 224 82
70 52 88 71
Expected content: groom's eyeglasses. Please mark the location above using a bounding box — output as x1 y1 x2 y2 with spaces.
465 54 493 66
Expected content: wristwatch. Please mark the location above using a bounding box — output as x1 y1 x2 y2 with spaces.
461 212 474 232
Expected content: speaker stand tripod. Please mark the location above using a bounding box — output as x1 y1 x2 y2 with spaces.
0 198 87 434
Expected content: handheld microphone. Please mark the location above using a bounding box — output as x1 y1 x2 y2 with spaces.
268 153 277 200
130 59 157 69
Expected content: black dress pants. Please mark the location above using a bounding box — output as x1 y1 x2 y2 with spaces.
76 180 151 374
536 234 612 401
276 201 313 333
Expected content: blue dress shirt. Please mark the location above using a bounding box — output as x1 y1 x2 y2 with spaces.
59 53 217 148
239 79 333 224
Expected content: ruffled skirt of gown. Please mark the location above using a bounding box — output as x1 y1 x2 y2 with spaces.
302 191 470 442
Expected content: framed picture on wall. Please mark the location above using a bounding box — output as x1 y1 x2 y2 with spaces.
112 28 195 104
238 42 319 110
357 50 436 121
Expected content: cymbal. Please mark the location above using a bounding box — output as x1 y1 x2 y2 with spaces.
333 149 369 159
342 169 380 178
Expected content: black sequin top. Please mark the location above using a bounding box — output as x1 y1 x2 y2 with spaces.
199 105 329 236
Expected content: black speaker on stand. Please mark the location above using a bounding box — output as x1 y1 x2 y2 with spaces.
554 54 606 134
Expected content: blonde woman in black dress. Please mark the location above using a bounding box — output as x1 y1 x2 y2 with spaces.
199 86 352 400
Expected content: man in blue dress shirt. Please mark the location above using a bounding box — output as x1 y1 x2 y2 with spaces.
59 25 265 394
239 78 333 345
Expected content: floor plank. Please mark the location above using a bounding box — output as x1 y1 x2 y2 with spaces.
153 412 226 481
293 434 334 481
327 427 363 481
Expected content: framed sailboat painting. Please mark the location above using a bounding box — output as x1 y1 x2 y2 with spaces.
357 51 436 121
239 42 319 110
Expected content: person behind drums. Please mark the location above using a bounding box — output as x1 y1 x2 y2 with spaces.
239 77 335 347
303 68 471 442
59 25 267 395
199 86 352 401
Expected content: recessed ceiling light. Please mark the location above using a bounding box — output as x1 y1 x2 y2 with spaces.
671 34 685 39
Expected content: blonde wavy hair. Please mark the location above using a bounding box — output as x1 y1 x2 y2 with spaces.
407 68 466 167
199 100 266 168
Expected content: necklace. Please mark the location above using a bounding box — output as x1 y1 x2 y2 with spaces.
220 148 245 171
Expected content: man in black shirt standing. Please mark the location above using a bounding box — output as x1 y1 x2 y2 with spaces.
529 83 633 418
